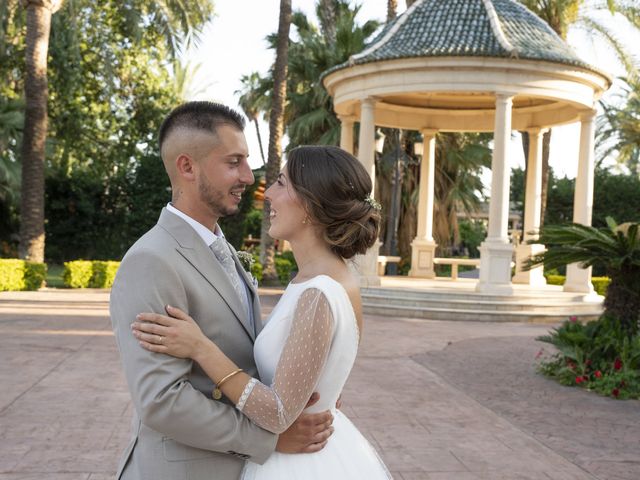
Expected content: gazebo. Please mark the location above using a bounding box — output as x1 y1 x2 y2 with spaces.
322 0 611 295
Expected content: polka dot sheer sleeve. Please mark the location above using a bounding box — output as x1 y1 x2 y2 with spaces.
236 288 334 434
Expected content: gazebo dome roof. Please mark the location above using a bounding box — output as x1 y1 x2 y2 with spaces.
327 0 600 76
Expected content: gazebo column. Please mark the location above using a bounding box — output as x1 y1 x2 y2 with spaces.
410 129 437 278
477 93 514 295
513 128 547 286
338 115 355 154
354 97 380 287
564 110 597 294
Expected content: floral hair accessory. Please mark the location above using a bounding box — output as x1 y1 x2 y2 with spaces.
364 194 382 211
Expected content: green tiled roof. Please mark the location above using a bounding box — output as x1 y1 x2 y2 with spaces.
325 0 603 77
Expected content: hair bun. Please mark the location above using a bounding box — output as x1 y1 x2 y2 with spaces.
286 146 381 259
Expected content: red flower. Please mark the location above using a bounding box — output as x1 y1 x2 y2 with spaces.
612 388 620 398
614 358 623 371
569 316 578 323
585 359 592 366
594 370 602 378
575 376 585 384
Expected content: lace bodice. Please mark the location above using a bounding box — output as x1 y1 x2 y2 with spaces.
236 275 359 434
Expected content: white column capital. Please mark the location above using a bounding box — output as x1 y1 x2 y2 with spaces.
524 127 549 136
337 114 357 124
580 109 597 122
495 92 516 102
360 97 378 108
419 128 438 139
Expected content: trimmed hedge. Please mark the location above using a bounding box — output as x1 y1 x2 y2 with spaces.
63 260 120 288
90 261 120 288
545 274 610 296
0 259 47 291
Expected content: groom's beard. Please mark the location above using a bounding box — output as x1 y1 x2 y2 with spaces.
198 175 241 219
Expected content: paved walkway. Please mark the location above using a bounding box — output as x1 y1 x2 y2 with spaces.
0 289 638 479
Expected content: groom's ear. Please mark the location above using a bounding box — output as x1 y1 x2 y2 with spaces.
176 154 196 181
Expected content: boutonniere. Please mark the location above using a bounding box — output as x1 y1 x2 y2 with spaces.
237 251 258 287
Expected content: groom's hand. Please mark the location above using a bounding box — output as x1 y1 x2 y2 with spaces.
275 393 334 454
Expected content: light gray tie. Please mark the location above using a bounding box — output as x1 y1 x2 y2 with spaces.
210 238 249 318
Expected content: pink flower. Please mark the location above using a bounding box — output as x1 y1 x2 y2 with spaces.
569 316 578 323
535 348 545 359
594 370 602 378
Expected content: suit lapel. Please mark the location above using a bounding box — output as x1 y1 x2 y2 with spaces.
227 242 263 335
158 209 255 341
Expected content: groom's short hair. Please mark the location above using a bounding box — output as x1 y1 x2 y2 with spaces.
158 101 246 151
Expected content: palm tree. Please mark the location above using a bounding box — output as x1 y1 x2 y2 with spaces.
518 0 640 226
19 0 63 262
0 97 23 205
597 76 640 175
236 73 269 165
433 133 491 251
386 0 398 22
318 0 337 47
527 219 640 336
17 0 214 262
260 0 292 285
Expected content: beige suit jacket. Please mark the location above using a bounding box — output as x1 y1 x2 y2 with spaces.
110 208 277 479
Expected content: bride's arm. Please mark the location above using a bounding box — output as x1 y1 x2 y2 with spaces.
132 288 335 434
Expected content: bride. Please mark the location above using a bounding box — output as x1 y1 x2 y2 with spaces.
132 145 392 479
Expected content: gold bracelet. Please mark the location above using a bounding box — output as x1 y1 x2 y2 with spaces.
212 368 243 400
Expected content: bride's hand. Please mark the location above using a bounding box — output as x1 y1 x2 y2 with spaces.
132 305 208 359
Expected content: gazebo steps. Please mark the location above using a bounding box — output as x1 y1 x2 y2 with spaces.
362 287 603 323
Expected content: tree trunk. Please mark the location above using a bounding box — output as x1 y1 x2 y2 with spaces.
253 118 265 165
604 267 640 336
318 0 336 47
539 129 551 227
386 0 397 22
260 0 291 285
19 1 57 262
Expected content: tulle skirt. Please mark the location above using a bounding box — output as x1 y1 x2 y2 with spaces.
241 410 392 480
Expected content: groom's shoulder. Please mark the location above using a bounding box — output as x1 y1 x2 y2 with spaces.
119 223 179 268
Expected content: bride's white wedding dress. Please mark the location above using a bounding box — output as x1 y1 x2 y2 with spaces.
237 274 392 480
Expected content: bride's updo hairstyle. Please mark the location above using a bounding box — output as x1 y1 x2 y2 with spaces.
286 145 381 259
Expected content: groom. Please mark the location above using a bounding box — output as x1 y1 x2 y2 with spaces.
110 101 333 479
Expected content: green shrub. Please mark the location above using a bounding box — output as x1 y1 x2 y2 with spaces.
0 259 25 291
543 274 610 295
24 262 47 290
63 260 94 288
545 274 565 286
537 316 640 399
0 259 46 291
275 257 295 285
591 277 611 296
63 260 121 288
90 261 120 288
251 256 263 283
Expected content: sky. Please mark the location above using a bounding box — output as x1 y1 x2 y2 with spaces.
181 0 636 180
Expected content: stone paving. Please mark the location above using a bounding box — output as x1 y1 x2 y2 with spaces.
1 288 638 479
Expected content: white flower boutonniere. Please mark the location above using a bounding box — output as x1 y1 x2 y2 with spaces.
237 251 259 288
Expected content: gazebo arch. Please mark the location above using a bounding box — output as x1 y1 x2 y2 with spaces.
322 0 610 295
